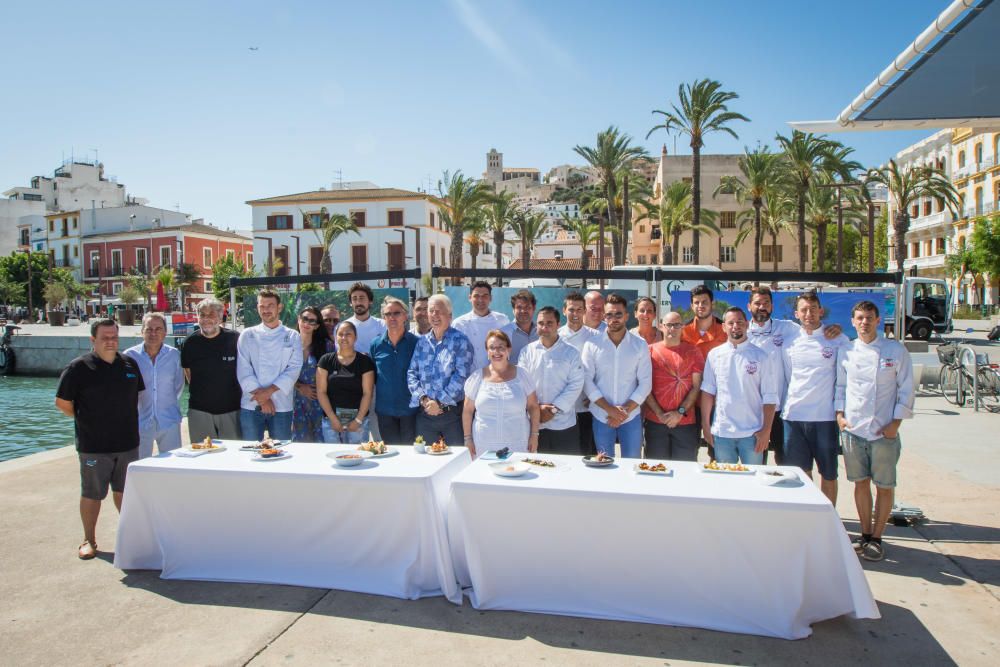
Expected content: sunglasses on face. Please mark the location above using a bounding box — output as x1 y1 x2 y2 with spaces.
604 312 625 320
299 316 319 325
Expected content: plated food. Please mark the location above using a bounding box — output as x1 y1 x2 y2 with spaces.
520 457 555 468
756 467 799 486
489 461 531 478
635 461 670 476
702 461 754 474
583 452 615 467
428 436 450 455
359 439 387 455
191 437 221 451
252 447 292 462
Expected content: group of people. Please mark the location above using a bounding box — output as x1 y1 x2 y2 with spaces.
55 280 913 563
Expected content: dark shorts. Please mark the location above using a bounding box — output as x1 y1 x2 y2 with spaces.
783 420 839 481
79 448 139 500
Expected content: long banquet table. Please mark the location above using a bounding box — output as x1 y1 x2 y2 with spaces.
447 455 879 639
115 442 471 602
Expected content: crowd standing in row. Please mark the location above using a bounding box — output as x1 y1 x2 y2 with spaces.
55 281 913 563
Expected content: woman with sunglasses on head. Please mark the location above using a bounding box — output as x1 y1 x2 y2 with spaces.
292 306 334 442
316 321 375 444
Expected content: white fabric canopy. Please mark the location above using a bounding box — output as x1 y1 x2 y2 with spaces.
115 442 471 602
448 456 878 639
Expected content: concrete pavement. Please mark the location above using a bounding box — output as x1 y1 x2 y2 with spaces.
2 355 999 664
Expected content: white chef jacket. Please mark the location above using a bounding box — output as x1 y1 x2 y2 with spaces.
835 335 914 442
581 331 652 425
518 338 585 431
345 315 386 357
453 310 510 370
701 338 779 438
781 328 850 422
748 317 800 409
236 323 303 413
558 323 599 413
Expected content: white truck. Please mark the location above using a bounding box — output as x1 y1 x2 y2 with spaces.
605 265 725 311
825 276 952 341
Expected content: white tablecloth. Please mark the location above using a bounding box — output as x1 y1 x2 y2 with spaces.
115 442 471 602
447 456 878 639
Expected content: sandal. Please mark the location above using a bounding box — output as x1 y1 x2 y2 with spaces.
78 540 97 560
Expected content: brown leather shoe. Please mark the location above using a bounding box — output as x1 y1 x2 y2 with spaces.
78 540 97 560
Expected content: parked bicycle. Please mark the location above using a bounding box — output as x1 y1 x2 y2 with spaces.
938 328 1000 412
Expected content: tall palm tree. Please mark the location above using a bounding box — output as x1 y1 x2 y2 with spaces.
483 190 518 280
760 186 797 271
306 207 359 276
805 173 864 271
174 262 201 312
464 214 488 281
435 170 491 283
574 127 647 266
715 146 782 276
648 79 749 264
561 214 600 270
580 167 653 264
653 181 720 266
865 159 961 273
510 210 549 271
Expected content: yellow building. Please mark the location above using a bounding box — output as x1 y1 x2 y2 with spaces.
950 129 998 307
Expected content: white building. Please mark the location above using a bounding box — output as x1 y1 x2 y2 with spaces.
1 198 45 254
246 186 495 284
545 164 596 188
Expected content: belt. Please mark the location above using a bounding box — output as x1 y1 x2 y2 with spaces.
426 401 460 413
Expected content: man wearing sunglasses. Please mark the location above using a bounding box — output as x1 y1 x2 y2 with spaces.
370 297 419 445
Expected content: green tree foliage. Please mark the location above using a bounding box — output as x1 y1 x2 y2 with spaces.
0 251 50 310
969 214 1000 278
210 254 257 304
435 170 491 282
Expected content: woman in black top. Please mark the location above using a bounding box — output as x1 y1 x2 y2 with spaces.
316 321 375 444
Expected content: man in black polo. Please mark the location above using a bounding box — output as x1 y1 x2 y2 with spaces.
182 297 242 442
56 318 144 560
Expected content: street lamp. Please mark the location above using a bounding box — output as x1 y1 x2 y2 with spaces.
290 235 302 276
16 247 34 324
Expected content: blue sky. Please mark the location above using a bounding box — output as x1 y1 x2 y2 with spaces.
0 0 949 231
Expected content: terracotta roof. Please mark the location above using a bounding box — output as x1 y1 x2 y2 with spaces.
507 256 614 271
83 222 252 241
246 188 431 205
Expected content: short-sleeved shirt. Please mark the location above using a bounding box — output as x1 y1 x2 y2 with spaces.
56 352 145 454
180 329 241 415
681 317 726 356
317 352 376 410
370 330 419 417
644 341 704 426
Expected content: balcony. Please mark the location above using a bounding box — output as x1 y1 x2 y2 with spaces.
110 265 123 276
903 254 946 271
53 258 72 268
961 201 996 219
909 210 950 230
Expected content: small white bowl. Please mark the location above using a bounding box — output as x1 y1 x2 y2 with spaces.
333 451 373 467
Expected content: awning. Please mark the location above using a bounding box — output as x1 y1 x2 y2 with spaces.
790 0 1000 132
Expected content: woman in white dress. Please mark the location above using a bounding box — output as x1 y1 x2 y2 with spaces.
462 329 541 457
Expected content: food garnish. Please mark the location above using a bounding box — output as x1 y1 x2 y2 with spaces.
704 461 751 472
414 435 425 445
521 457 555 467
638 462 667 472
359 439 387 455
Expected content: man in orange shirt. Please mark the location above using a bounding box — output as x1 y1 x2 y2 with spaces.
681 285 725 355
643 311 704 461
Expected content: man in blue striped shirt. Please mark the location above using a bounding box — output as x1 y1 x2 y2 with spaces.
124 312 184 458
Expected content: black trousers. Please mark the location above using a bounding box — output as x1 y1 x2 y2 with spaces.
377 413 417 446
765 415 785 465
538 423 581 455
415 409 463 447
576 411 596 456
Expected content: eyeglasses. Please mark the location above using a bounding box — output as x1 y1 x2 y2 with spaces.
299 317 319 325
662 323 684 329
383 311 406 318
603 312 625 320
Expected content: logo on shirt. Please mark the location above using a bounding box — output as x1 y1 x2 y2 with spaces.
125 373 137 379
745 361 758 375
222 356 236 362
822 347 835 359
772 336 784 347
879 358 896 369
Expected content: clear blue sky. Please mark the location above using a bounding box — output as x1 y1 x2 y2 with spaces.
0 0 950 231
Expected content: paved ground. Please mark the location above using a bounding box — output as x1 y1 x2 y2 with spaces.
2 331 999 666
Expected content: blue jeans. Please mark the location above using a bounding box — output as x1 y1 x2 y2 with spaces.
713 435 763 464
239 408 293 442
592 416 643 458
321 416 371 444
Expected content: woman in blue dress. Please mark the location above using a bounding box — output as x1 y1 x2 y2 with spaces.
293 306 334 442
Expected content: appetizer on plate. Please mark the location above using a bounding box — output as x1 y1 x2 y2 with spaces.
520 457 555 468
257 448 284 458
430 436 449 453
191 436 220 450
359 438 387 455
583 452 615 466
703 461 753 473
638 461 667 472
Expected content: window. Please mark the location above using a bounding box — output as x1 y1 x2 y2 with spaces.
18 228 29 246
351 210 367 227
911 204 919 218
554 250 564 259
204 281 212 293
49 220 54 232
637 255 646 264
429 212 436 228
650 253 659 264
720 211 737 229
911 242 920 258
351 245 368 272
73 246 78 257
203 247 212 267
136 248 148 273
111 249 123 274
89 251 100 277
112 282 122 296
638 225 645 234
975 143 983 165
936 238 946 254
387 243 404 270
958 150 966 168
246 252 253 268
430 244 436 265
160 246 171 268
761 244 783 263
923 201 932 216
226 248 235 260
387 210 403 227
304 213 323 229
266 214 292 230
720 246 736 263
682 246 694 263
309 246 324 274
72 218 77 229
440 247 446 265
273 247 289 276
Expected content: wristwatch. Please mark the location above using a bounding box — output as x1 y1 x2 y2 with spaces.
550 406 561 415
677 406 687 416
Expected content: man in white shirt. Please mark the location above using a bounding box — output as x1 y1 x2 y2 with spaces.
344 282 386 356
581 294 652 458
559 292 598 455
124 312 184 458
410 296 431 335
583 290 607 332
519 307 585 454
835 300 914 562
781 292 850 504
700 307 779 465
501 289 538 364
236 289 303 441
453 281 510 370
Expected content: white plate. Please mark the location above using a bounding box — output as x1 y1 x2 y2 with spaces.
427 447 453 456
177 445 226 456
480 450 514 461
363 446 398 458
330 450 374 467
489 462 531 477
252 451 292 462
239 441 287 451
633 463 672 476
700 464 755 474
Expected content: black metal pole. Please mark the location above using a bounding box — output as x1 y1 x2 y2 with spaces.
836 184 844 273
867 202 875 273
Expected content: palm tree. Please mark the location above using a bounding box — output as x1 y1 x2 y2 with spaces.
579 167 653 264
483 190 518 280
648 79 749 264
435 170 491 283
653 181 720 266
864 159 961 273
174 262 201 312
715 146 782 276
574 127 647 266
759 186 797 271
775 131 860 271
805 173 864 271
561 214 600 270
306 207 359 277
464 214 488 281
510 210 549 271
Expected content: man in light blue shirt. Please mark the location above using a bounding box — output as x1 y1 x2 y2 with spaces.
124 312 184 458
501 289 539 364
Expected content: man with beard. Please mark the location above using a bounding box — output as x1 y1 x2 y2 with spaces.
182 297 243 442
559 292 598 455
681 285 725 355
453 281 509 370
410 296 431 335
321 304 341 339
501 289 538 364
343 282 386 356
